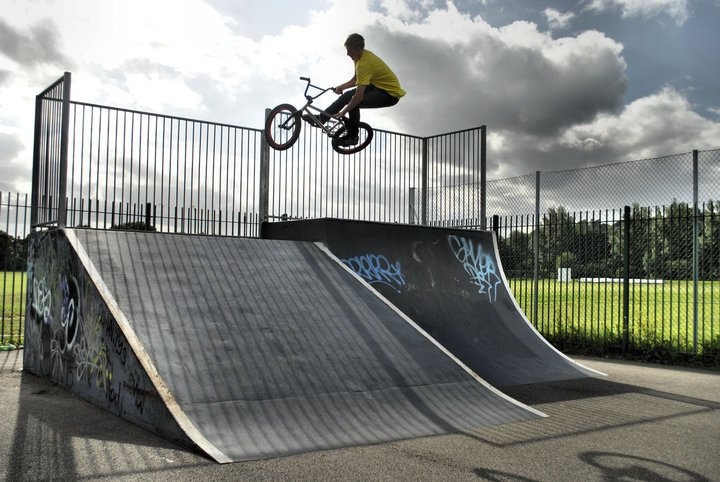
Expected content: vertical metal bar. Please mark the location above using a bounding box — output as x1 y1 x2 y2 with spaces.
533 171 540 325
692 149 699 353
421 137 428 225
259 109 270 227
57 72 72 227
31 94 43 228
623 205 631 357
480 125 487 230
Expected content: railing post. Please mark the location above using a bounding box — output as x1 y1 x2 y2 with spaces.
58 72 71 228
692 149 699 353
421 137 428 226
623 205 631 357
480 125 487 230
259 109 270 231
31 93 43 229
145 202 152 230
533 171 540 325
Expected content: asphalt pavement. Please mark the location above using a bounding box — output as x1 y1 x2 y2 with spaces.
2 349 719 481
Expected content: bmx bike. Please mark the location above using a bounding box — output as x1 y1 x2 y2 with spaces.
264 76 374 155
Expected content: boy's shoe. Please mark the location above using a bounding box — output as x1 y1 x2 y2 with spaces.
336 135 359 146
302 114 328 127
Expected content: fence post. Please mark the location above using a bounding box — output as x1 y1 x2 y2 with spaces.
145 202 152 230
259 109 270 230
692 149 699 353
58 72 71 228
30 93 43 229
533 171 540 325
480 125 487 230
421 137 428 226
623 205 631 357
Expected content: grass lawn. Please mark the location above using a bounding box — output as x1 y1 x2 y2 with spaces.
1 271 26 347
3 269 719 358
509 278 720 354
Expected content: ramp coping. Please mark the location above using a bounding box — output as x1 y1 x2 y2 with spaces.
65 229 233 463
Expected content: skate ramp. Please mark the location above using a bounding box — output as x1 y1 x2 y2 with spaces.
25 228 543 463
262 219 603 387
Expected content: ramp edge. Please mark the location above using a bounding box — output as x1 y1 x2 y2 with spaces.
65 229 233 464
489 232 607 378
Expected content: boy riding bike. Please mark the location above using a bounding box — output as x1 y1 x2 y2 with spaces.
302 33 406 147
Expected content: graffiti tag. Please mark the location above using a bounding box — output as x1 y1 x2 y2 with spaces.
60 273 80 348
448 235 501 302
31 276 53 325
341 254 407 293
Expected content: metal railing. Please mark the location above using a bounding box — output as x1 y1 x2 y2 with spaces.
31 72 71 228
19 72 719 363
1 193 28 347
32 73 487 235
494 204 719 359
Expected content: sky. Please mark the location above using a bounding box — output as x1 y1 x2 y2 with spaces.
1 0 719 195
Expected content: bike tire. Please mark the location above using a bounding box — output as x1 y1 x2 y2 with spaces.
331 122 374 155
264 104 301 151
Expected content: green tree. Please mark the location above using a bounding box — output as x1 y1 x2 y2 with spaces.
498 229 534 278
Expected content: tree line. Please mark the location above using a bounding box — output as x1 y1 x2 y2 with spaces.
498 200 720 281
0 231 27 271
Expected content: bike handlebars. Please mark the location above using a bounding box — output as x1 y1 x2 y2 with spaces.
300 76 334 102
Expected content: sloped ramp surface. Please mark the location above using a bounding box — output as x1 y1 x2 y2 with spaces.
262 219 603 387
67 229 542 462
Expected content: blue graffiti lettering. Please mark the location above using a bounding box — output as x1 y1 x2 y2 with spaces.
448 235 501 302
341 254 407 293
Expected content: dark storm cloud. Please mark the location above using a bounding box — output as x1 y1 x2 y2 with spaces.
371 22 627 138
0 18 71 67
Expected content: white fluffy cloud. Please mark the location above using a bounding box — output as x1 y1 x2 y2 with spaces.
585 0 690 24
544 8 577 30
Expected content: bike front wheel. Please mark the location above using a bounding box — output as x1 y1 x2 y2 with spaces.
331 121 374 155
264 104 301 150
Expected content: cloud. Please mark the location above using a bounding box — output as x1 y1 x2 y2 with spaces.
0 132 22 163
544 8 576 30
375 10 627 137
559 86 720 160
0 0 717 202
584 0 690 24
0 18 72 67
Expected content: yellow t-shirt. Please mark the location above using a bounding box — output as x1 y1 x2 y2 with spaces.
355 49 406 99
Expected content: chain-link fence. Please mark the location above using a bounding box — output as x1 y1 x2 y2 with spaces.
432 149 720 362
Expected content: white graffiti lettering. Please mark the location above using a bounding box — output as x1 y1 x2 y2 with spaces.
31 276 53 325
60 273 80 349
448 235 501 302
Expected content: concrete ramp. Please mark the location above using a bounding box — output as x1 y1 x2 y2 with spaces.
262 219 603 387
25 229 542 463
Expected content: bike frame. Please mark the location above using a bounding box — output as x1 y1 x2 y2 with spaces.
288 77 346 138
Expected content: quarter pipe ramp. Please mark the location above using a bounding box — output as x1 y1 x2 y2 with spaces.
262 219 603 387
25 228 543 462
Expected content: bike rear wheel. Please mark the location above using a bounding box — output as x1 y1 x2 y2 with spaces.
264 104 301 150
331 121 374 155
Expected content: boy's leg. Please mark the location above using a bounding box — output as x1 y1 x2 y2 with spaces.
322 90 355 121
345 86 399 137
